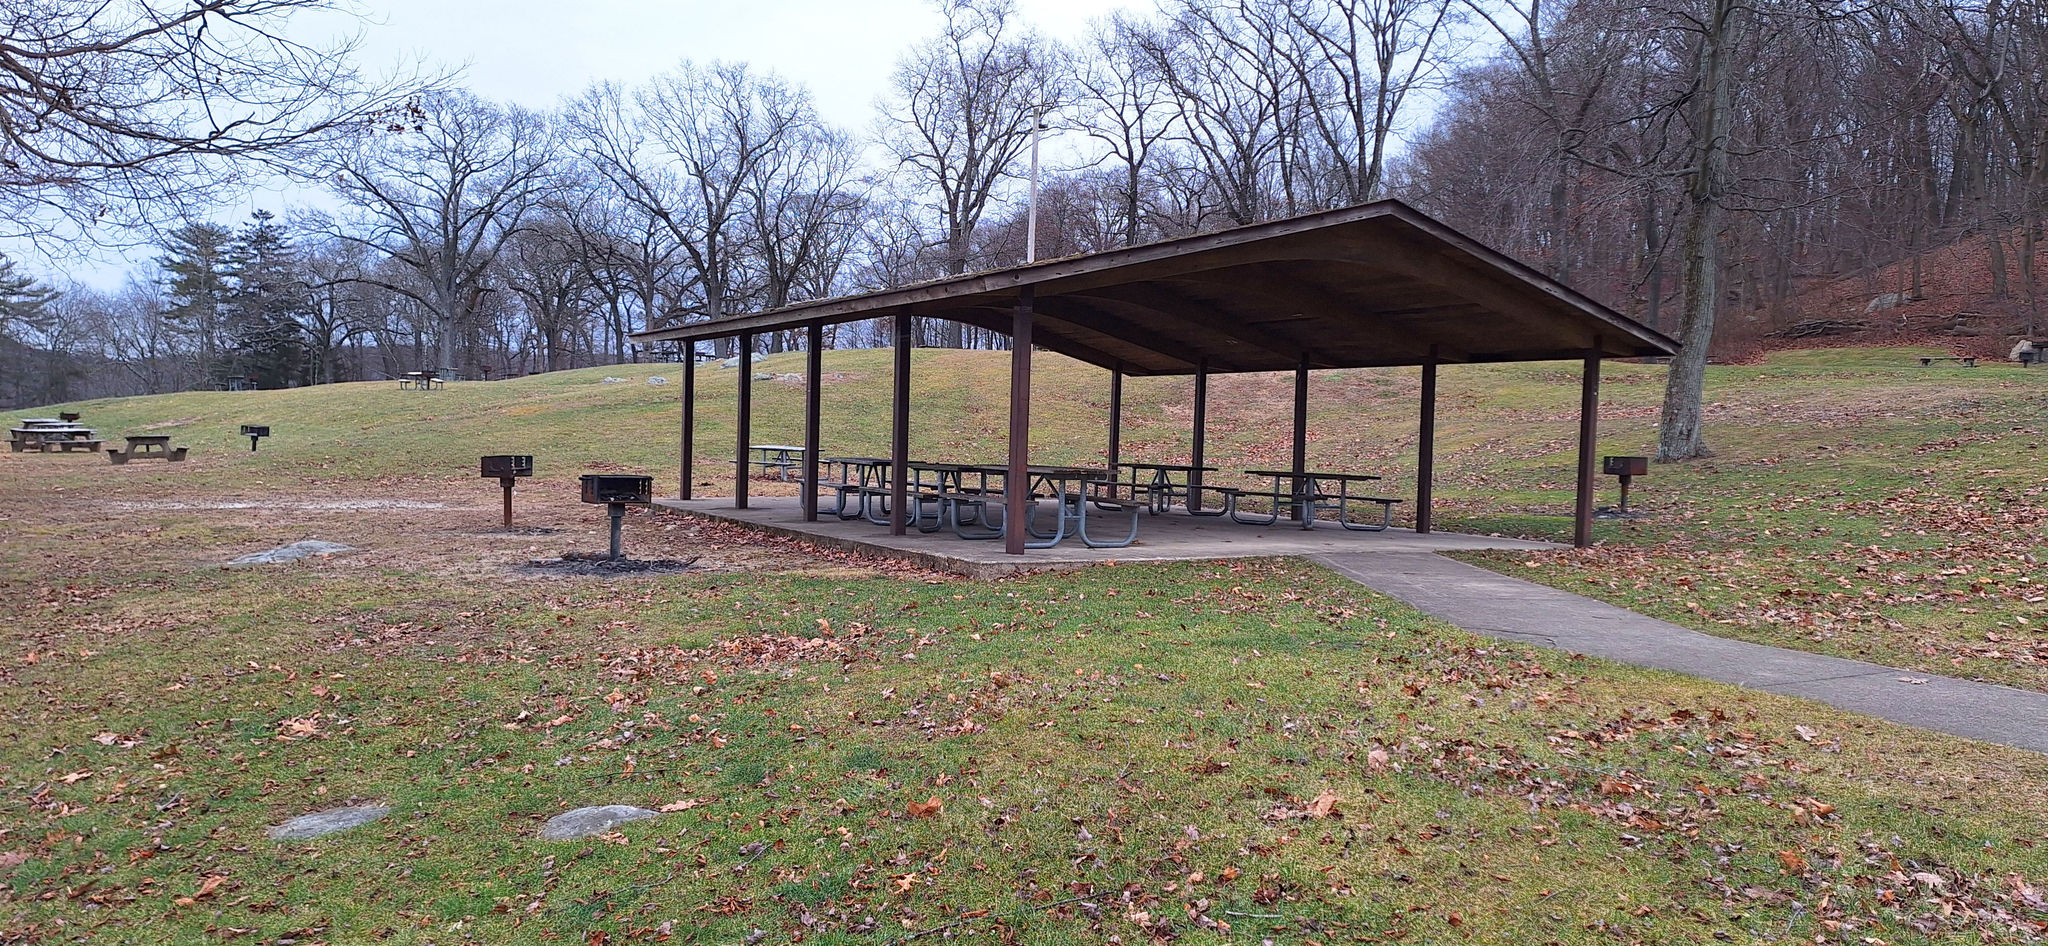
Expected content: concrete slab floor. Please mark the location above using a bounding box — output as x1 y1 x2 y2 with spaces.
652 496 1557 578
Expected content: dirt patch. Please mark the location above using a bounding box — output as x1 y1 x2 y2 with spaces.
518 553 700 577
110 499 456 511
469 525 563 536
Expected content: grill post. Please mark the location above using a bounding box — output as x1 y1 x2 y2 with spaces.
607 503 626 561
480 456 532 528
578 474 652 560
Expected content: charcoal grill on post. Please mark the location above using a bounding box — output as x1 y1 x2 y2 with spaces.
240 425 270 452
579 474 653 561
1601 455 1648 515
481 455 534 527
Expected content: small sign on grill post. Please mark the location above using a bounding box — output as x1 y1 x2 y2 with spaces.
240 425 270 452
481 455 534 528
578 474 654 561
1600 455 1649 516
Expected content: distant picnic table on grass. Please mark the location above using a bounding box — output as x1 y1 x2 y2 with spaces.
9 419 102 453
107 434 187 464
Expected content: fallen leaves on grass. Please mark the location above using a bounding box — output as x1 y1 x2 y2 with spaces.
173 874 227 906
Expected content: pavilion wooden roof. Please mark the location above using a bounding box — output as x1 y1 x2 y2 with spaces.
633 200 1677 376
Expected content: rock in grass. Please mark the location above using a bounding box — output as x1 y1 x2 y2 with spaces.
267 805 391 840
227 541 356 567
537 805 661 840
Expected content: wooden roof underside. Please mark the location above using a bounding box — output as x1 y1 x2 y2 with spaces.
633 200 1678 376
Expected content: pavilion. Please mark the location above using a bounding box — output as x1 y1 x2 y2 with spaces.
633 200 1678 555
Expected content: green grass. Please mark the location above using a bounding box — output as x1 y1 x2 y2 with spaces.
4 559 2046 944
3 344 2046 942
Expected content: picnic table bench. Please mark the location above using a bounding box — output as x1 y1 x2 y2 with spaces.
1917 356 1978 367
398 371 446 390
106 434 188 464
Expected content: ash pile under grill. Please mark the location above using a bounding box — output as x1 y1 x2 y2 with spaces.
518 552 698 577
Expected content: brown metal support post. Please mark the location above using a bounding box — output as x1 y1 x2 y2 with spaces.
1107 366 1123 474
1416 347 1438 535
736 333 752 509
1005 288 1035 556
890 315 912 536
1574 341 1602 549
803 323 823 522
1189 359 1208 512
1292 354 1309 523
679 351 695 500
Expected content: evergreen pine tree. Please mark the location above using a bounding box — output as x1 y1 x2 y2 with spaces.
158 223 237 381
227 211 311 388
0 252 58 339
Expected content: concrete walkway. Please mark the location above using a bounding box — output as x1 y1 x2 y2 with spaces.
1315 552 2048 754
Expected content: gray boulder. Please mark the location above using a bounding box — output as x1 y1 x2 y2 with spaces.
227 541 357 567
537 805 661 840
267 805 391 841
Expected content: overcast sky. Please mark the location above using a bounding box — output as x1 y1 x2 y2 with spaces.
37 0 1137 289
358 0 1129 130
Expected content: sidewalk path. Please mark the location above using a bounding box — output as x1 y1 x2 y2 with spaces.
1314 552 2048 754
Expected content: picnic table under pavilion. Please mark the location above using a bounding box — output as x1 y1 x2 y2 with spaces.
635 200 1677 560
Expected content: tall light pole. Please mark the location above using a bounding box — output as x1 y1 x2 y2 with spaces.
1026 105 1046 263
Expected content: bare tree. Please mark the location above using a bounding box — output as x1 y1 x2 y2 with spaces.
500 214 594 372
1075 13 1180 246
747 122 865 350
879 0 1067 346
1286 0 1461 206
297 238 379 384
1141 0 1302 225
0 0 435 246
572 63 814 357
319 91 558 375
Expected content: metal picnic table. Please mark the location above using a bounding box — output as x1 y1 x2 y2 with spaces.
957 464 1140 549
1239 469 1396 530
1115 461 1221 514
819 456 891 519
744 444 806 480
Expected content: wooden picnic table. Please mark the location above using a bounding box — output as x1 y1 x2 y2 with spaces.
107 434 187 464
9 425 101 453
399 371 446 390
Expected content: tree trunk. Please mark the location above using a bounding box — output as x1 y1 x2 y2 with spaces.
1657 0 1740 462
1642 186 1664 334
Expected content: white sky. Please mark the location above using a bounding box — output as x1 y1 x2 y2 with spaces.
33 0 1138 290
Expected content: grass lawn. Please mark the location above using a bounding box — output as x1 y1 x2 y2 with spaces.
2 346 2045 943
